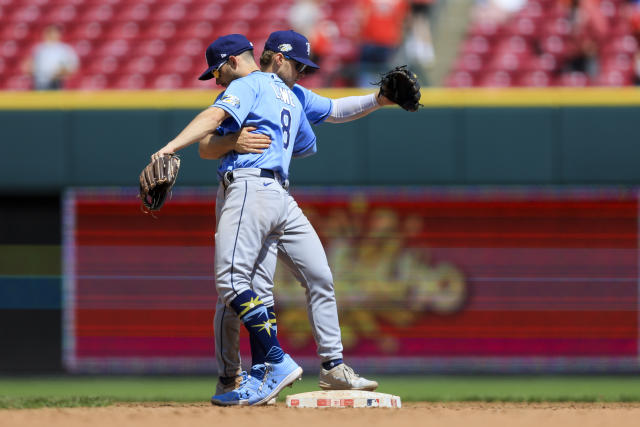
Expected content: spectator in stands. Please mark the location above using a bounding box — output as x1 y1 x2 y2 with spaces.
563 0 609 78
401 0 437 85
289 0 338 68
22 25 78 90
628 1 640 85
356 0 410 88
289 0 323 38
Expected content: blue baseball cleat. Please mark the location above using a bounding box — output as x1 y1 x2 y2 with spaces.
249 354 303 406
210 371 260 406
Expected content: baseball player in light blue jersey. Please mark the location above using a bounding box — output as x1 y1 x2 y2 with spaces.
200 30 405 398
152 34 317 406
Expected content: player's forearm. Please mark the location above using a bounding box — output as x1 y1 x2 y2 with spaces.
198 133 237 159
324 93 383 124
165 107 228 153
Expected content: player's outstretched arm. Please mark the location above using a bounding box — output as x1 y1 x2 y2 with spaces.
152 107 229 160
199 127 272 159
324 92 394 124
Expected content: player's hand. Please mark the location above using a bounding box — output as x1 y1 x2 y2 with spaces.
151 146 175 161
377 93 394 106
234 127 272 154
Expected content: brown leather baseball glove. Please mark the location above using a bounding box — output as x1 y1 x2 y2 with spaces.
138 154 181 212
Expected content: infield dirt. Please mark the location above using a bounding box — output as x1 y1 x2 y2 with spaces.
2 402 640 427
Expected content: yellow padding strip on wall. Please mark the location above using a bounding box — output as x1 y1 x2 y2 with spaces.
1 88 640 109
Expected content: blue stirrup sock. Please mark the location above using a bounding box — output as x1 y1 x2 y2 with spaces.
230 291 284 364
249 308 277 366
322 359 343 370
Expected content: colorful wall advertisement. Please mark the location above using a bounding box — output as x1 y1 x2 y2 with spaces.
63 188 638 373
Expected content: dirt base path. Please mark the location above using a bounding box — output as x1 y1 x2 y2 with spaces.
2 402 640 427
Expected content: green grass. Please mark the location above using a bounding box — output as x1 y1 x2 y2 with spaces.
1 375 640 408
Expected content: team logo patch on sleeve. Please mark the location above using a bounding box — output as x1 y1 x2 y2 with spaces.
221 94 240 108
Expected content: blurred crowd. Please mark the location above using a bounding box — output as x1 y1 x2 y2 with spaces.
5 0 640 90
449 0 640 86
2 0 437 90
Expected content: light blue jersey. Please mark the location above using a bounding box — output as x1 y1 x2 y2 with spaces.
292 84 333 125
214 72 316 180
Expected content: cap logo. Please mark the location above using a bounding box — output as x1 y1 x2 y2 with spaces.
278 43 292 52
306 42 310 56
221 53 227 58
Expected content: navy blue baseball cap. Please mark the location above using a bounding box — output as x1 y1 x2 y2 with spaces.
198 34 254 80
264 30 319 70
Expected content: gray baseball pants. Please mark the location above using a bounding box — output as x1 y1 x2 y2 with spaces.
213 168 343 377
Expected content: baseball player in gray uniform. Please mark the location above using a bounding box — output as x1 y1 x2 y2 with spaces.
199 30 401 398
153 33 325 406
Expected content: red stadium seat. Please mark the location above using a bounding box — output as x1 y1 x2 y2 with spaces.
517 1 543 20
9 4 42 23
188 3 224 21
165 38 204 57
517 70 553 87
0 22 31 42
525 53 558 72
158 55 196 74
111 73 146 90
70 39 94 59
542 17 572 38
0 40 20 60
557 71 589 87
43 4 78 24
104 22 141 40
69 22 105 41
151 73 184 90
601 53 634 76
454 53 484 74
150 3 187 21
444 70 475 88
2 74 31 90
79 4 115 23
70 74 110 91
95 39 131 57
117 3 152 22
595 69 632 86
175 21 216 40
460 35 491 57
468 20 501 40
123 56 156 75
143 21 178 40
487 52 522 72
601 35 638 56
478 70 514 87
85 56 119 75
132 39 167 57
504 17 540 41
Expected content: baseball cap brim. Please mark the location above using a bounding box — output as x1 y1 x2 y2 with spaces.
197 46 254 80
198 66 216 80
287 55 319 69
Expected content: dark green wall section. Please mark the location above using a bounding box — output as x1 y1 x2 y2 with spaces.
0 196 62 373
3 106 640 189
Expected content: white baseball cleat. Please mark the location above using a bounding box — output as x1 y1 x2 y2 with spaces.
318 363 379 391
216 373 277 405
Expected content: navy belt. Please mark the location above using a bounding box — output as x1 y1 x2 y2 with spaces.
225 169 277 186
259 169 275 179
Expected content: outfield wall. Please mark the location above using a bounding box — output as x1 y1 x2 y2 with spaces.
2 88 640 374
3 88 640 190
